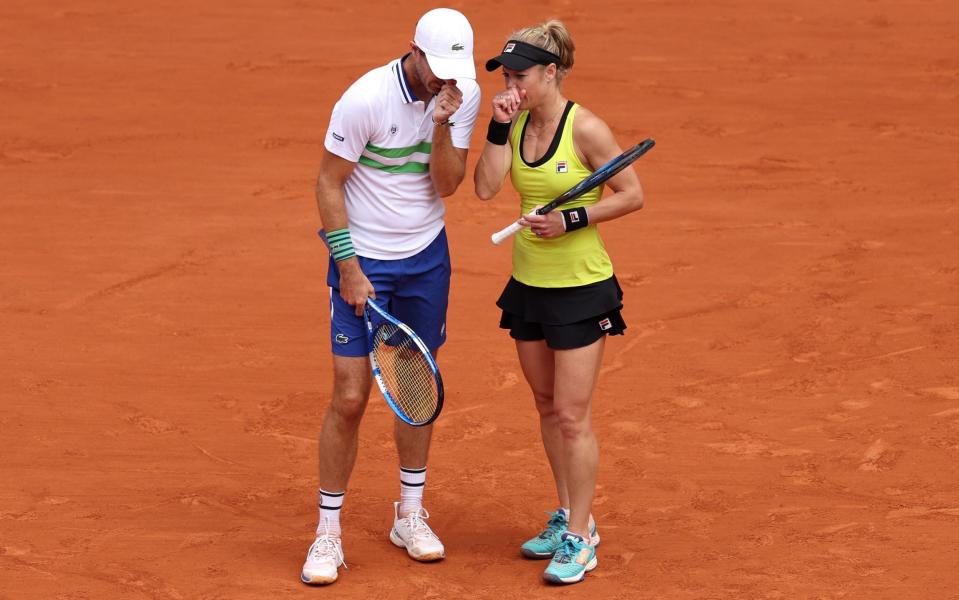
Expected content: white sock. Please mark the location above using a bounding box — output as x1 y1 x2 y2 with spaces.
317 488 344 536
399 466 426 515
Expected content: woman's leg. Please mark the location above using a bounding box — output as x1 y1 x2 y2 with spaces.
551 336 605 537
515 339 568 508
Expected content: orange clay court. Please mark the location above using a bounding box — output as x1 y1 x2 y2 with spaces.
2 1 958 598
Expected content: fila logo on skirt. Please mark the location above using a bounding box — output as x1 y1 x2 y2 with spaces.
598 317 612 331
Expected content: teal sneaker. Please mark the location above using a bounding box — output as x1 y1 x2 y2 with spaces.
520 509 600 559
543 532 597 584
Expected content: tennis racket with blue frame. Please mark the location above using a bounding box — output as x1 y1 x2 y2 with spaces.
364 300 444 426
491 138 656 245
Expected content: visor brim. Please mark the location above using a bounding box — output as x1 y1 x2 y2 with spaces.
485 54 541 72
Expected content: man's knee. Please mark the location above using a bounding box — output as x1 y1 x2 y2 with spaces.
329 390 369 424
329 357 372 424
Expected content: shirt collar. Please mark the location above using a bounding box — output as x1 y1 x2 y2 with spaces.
393 53 419 104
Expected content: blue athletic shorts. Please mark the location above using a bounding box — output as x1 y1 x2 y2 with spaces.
325 229 450 357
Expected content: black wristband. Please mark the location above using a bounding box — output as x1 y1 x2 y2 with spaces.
561 207 589 232
486 118 510 145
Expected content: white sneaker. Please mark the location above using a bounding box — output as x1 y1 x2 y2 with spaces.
300 532 346 585
389 502 445 561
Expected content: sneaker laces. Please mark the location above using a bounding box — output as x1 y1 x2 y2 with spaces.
552 536 582 565
537 510 568 540
404 507 437 541
310 524 347 569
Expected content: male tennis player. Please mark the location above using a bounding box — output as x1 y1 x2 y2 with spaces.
300 8 480 586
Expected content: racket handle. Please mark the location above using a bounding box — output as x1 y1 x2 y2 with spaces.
491 208 540 245
491 221 524 245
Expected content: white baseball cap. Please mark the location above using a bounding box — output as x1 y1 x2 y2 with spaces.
413 8 476 80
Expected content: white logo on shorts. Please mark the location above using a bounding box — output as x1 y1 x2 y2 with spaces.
598 318 612 331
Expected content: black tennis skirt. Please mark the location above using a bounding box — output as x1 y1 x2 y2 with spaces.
496 276 624 325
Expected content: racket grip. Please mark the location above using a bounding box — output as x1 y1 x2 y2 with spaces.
491 207 540 245
491 221 524 245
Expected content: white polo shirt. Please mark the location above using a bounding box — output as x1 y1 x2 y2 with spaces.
324 55 480 260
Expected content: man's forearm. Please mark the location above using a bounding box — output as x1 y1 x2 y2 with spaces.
315 174 349 232
429 124 465 197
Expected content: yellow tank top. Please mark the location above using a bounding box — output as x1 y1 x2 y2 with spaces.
509 102 613 287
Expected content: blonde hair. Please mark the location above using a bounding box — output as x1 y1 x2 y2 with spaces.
510 20 575 80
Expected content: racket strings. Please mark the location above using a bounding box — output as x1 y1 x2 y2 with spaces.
371 323 438 423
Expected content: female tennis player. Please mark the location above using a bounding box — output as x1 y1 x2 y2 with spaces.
474 20 644 585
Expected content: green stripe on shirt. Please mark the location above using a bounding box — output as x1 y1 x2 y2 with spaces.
364 141 432 158
358 155 430 173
